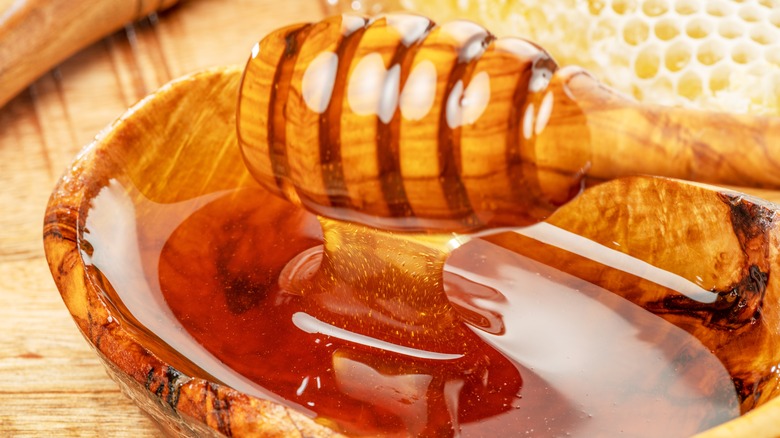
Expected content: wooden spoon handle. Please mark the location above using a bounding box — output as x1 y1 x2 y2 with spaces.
0 0 181 108
547 68 780 189
237 14 780 232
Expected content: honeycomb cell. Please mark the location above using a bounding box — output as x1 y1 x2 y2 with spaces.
612 0 637 15
400 0 780 115
747 60 772 78
648 75 675 102
588 0 607 15
706 0 735 17
591 16 620 42
709 64 732 93
678 71 703 99
739 4 763 22
642 0 670 17
635 44 662 78
697 39 726 65
655 18 680 40
767 44 780 65
750 24 778 45
719 18 746 38
665 41 692 71
623 18 650 45
770 73 780 109
675 0 699 15
732 42 759 64
770 10 780 28
686 17 714 39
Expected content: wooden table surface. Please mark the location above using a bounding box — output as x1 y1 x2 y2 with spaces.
0 0 334 435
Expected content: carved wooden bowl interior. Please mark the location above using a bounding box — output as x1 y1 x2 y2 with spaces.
43 66 780 437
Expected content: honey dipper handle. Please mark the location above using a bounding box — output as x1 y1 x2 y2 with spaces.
0 0 181 108
550 69 780 189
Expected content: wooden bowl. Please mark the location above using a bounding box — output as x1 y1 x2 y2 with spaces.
42 67 341 437
43 66 780 437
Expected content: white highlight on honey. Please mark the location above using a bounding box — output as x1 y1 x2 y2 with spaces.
386 13 432 46
522 102 535 140
302 51 339 114
341 14 367 36
440 20 491 53
348 53 401 123
348 53 390 117
333 355 433 437
534 91 554 135
292 312 464 360
400 60 438 120
440 20 492 63
379 64 402 123
445 71 491 128
518 222 717 303
296 376 310 396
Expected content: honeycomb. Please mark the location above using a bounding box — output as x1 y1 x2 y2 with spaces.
396 0 780 115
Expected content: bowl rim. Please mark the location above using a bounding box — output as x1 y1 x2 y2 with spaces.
42 66 780 438
42 66 346 438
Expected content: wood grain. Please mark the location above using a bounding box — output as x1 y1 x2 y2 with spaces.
0 0 181 108
4 0 780 436
0 0 326 435
237 13 780 234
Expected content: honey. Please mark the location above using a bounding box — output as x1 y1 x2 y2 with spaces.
61 12 780 437
81 181 740 436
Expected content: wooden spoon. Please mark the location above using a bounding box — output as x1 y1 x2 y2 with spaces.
237 14 780 232
0 0 182 107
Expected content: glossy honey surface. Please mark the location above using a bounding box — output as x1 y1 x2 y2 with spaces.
43 36 780 437
81 180 739 436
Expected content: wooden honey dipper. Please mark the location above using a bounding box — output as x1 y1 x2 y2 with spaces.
237 13 780 233
0 0 182 108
